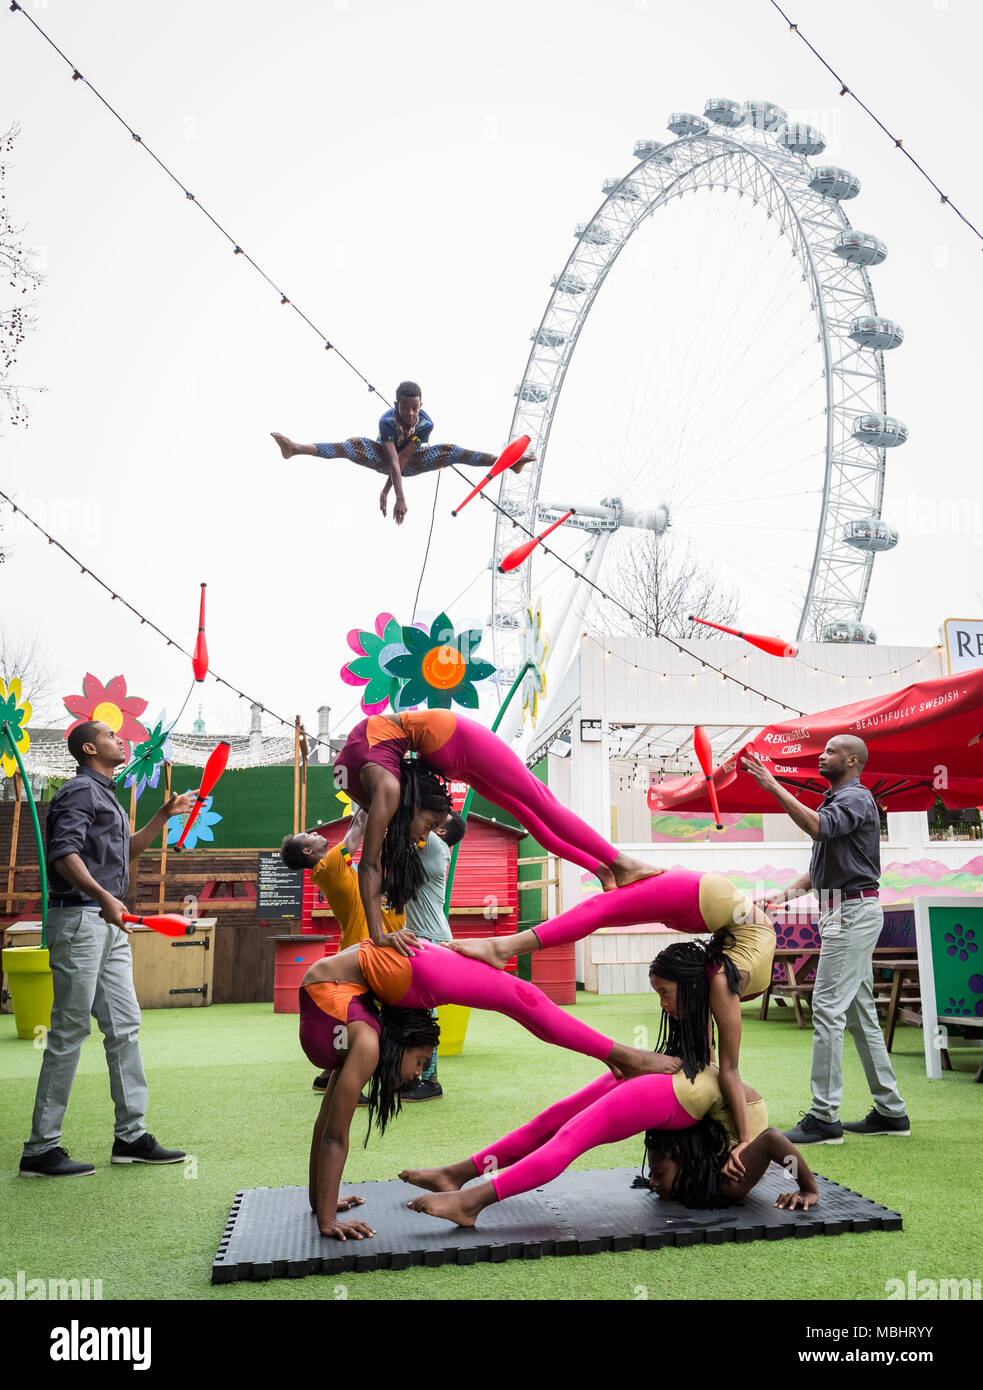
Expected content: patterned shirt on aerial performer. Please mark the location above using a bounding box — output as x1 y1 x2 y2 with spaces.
377 406 434 451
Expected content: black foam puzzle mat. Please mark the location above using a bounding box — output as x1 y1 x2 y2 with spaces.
212 1166 902 1283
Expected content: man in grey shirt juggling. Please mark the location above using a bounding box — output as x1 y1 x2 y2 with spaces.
743 735 909 1144
400 810 467 1102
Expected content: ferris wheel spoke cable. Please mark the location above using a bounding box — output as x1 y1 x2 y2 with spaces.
685 456 826 511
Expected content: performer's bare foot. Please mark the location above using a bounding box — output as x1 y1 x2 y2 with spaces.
445 936 512 970
398 1165 463 1193
271 432 297 459
609 854 665 890
511 451 537 475
407 1187 493 1228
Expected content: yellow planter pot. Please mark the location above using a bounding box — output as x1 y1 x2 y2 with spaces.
2 946 54 1041
435 1004 470 1057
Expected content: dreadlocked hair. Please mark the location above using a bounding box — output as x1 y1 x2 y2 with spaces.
362 1004 440 1147
380 758 451 913
649 936 742 1082
638 1117 734 1209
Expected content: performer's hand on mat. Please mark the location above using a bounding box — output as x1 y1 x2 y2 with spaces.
380 927 424 957
336 1195 367 1213
320 1218 376 1241
774 1190 818 1211
722 1141 750 1180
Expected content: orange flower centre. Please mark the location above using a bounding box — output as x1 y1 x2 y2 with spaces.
92 701 125 732
421 645 466 690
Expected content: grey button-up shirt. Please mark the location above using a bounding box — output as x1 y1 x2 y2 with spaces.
45 766 131 901
809 779 881 893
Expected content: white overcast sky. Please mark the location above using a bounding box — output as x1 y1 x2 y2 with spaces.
1 0 980 739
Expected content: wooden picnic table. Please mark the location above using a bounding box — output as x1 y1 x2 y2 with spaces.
760 946 919 1039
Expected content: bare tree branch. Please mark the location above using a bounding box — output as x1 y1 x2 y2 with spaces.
587 533 739 641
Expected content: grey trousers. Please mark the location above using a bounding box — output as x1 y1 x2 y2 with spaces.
810 897 906 1122
23 905 148 1157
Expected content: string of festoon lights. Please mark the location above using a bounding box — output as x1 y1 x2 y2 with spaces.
6 3 922 723
771 0 983 249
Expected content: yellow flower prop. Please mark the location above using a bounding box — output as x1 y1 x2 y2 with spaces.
0 677 32 779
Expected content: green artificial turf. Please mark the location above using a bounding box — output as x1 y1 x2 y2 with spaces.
1 993 981 1301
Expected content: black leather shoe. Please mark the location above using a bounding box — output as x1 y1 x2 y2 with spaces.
841 1107 910 1136
782 1112 844 1145
111 1132 185 1164
20 1146 95 1178
401 1080 443 1102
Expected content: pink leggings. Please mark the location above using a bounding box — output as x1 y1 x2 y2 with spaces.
396 942 614 1064
469 1072 694 1202
534 866 706 948
426 718 617 875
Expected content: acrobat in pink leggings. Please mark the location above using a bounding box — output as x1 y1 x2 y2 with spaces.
469 1072 694 1202
360 940 616 1064
426 718 616 876
534 866 707 948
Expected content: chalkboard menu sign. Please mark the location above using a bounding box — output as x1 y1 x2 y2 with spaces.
257 852 305 920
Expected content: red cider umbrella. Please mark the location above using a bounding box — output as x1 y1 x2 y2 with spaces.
648 668 983 816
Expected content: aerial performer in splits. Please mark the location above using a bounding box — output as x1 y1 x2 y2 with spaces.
449 867 777 1160
272 380 535 525
296 934 681 1239
401 941 818 1228
283 709 664 956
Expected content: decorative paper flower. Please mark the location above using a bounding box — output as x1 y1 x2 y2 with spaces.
119 712 174 801
383 612 496 711
63 673 149 762
519 600 549 729
944 927 977 962
166 792 222 850
340 613 409 714
0 677 32 778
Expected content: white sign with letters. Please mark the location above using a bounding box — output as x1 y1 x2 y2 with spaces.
942 617 983 673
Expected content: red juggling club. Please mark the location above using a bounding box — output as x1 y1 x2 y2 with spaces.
452 435 531 516
693 725 724 830
173 740 231 852
499 509 574 573
122 912 198 938
192 583 209 680
688 615 797 659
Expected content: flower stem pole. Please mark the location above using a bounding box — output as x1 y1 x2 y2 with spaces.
443 662 532 916
1 720 47 944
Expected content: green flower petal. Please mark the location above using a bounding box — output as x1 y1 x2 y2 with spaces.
465 659 496 682
384 653 424 680
401 626 431 656
429 612 455 645
347 655 384 680
358 633 385 659
427 690 453 710
451 682 479 710
362 674 395 705
398 677 432 708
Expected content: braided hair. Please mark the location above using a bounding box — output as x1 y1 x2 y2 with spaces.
380 758 452 913
362 1004 440 1147
637 1117 734 1209
649 935 742 1081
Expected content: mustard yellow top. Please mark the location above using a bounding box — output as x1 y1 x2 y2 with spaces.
671 1065 769 1148
311 844 404 950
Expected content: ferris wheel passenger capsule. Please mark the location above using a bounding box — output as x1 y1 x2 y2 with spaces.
602 177 643 202
852 413 909 447
744 100 787 130
808 166 861 200
704 97 745 127
633 139 673 162
822 621 877 644
667 112 708 137
849 316 904 350
832 230 887 266
575 222 614 245
842 517 899 553
515 383 548 404
777 123 827 156
532 327 567 348
551 272 589 295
